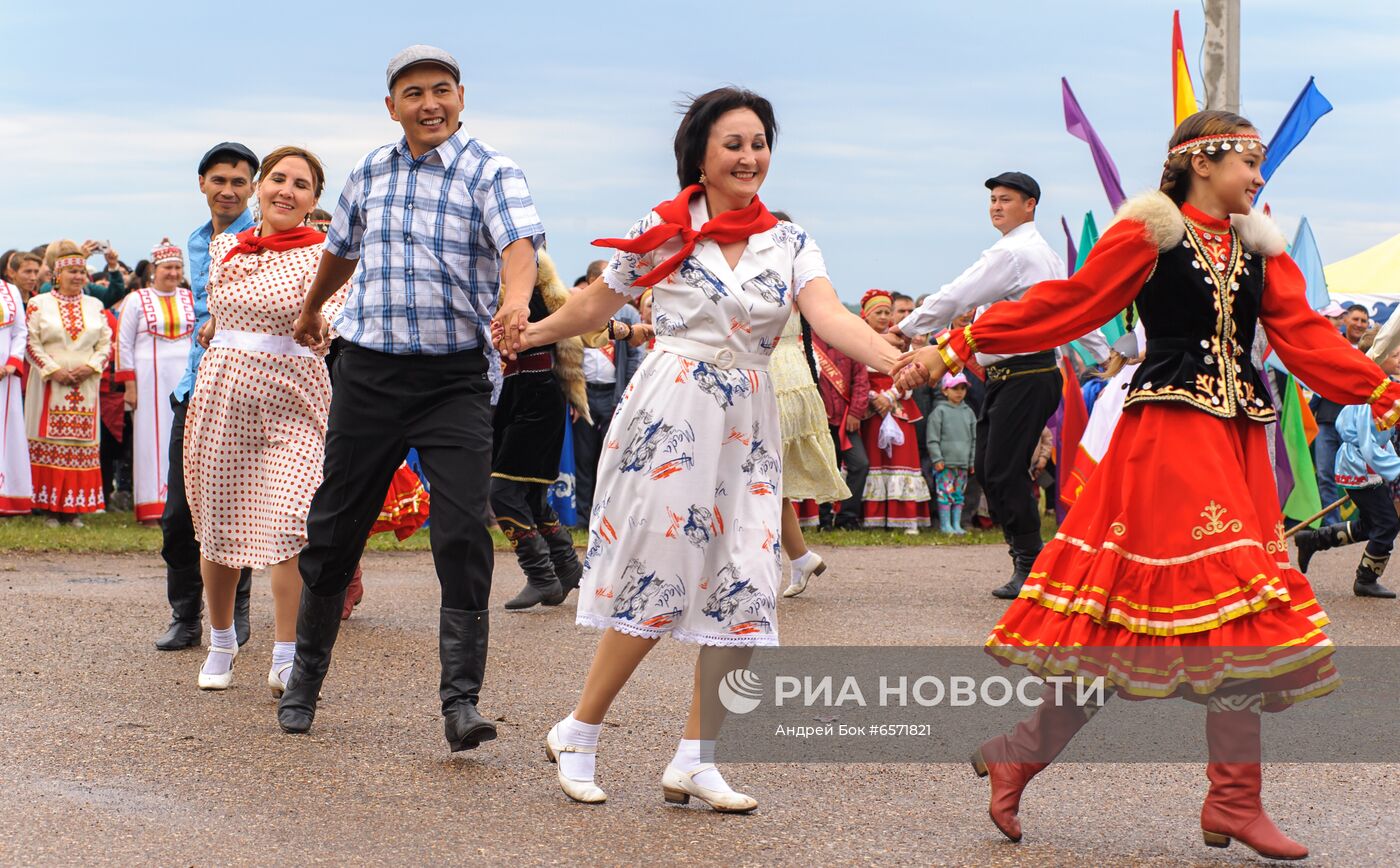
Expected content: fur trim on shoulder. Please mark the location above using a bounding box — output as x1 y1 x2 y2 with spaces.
1230 209 1288 257
553 336 591 425
536 250 572 313
1108 190 1185 251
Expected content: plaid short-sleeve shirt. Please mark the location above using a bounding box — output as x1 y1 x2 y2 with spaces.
326 128 544 355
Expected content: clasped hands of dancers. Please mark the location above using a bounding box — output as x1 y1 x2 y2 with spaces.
174 42 1400 859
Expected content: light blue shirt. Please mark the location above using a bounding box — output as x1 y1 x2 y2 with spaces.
174 209 255 401
1334 402 1400 487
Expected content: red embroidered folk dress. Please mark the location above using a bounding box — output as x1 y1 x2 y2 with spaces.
185 235 338 569
859 371 931 530
938 195 1400 710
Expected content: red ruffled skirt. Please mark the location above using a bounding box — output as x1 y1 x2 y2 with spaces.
987 404 1336 711
860 373 931 530
371 462 430 541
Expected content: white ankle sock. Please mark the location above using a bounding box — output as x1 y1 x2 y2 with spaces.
789 551 816 585
557 715 602 782
202 626 237 676
272 641 296 686
672 738 729 791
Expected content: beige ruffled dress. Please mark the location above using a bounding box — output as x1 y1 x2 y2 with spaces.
771 311 849 502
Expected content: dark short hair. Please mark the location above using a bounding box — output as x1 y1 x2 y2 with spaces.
891 292 913 304
573 276 588 287
1346 304 1369 316
585 259 608 282
673 87 778 188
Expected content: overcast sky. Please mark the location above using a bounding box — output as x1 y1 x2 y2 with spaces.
3 0 1396 301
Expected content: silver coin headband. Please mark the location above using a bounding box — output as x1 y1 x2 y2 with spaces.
1168 133 1263 158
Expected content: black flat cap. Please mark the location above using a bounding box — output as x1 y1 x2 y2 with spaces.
198 142 259 175
985 171 1041 203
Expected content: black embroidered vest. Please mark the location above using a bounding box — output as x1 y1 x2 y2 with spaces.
1126 222 1276 422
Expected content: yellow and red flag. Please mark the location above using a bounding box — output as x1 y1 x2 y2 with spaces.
1172 10 1197 127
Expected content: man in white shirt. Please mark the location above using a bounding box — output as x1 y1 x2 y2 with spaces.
892 172 1106 599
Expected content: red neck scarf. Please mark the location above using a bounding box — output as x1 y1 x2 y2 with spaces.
592 184 777 289
221 225 325 263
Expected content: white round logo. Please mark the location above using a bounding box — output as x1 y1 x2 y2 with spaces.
717 668 763 714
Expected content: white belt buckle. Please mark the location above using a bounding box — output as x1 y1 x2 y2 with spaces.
713 348 736 370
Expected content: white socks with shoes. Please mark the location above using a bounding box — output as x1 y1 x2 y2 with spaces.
788 551 818 588
272 641 296 687
671 738 730 791
201 625 237 676
556 715 602 783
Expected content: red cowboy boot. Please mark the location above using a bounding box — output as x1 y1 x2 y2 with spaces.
971 695 1103 842
1200 695 1308 860
341 564 364 621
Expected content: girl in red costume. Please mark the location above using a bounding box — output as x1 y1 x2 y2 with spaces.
858 289 930 532
894 111 1400 860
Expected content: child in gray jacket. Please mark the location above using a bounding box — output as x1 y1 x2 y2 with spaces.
926 373 977 534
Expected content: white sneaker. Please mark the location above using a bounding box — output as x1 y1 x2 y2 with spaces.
546 724 607 803
662 763 757 813
782 553 826 598
197 643 239 690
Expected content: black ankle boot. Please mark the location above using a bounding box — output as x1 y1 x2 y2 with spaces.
993 532 1043 600
504 532 565 610
278 586 346 734
234 568 253 646
541 523 583 596
156 570 205 650
1355 551 1398 599
440 607 497 751
1296 522 1351 575
155 614 202 650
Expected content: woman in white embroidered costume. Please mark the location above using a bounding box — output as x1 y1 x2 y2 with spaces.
0 276 32 515
115 239 195 525
25 240 112 526
185 147 346 694
494 88 899 811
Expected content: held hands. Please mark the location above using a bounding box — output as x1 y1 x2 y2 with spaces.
871 392 893 415
292 307 330 352
890 345 948 392
197 318 216 349
627 322 654 349
492 301 530 360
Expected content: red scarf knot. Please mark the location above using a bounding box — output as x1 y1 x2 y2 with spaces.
221 225 326 263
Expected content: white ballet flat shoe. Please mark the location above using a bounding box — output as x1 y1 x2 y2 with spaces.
661 763 758 813
197 643 239 691
546 725 607 804
782 553 827 598
268 662 293 695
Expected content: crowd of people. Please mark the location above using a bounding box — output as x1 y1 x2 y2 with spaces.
6 41 1400 861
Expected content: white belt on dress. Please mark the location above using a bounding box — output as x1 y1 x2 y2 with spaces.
209 329 315 358
654 336 769 371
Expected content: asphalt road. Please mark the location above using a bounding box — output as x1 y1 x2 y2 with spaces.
2 544 1396 866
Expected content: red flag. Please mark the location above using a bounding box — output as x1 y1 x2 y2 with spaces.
1055 354 1088 521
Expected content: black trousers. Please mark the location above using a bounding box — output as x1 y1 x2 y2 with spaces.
299 344 494 610
572 382 618 521
973 364 1063 539
1344 484 1400 559
491 477 560 541
160 396 252 618
829 424 869 525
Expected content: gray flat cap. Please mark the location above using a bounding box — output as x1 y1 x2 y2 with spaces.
386 44 461 91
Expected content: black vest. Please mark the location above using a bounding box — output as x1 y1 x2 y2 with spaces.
1126 222 1276 423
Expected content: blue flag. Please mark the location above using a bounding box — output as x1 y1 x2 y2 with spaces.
1258 77 1333 194
549 413 580 527
1291 216 1330 311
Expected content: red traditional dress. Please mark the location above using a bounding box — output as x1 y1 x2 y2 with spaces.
0 281 32 514
25 291 111 514
938 192 1400 710
859 371 931 530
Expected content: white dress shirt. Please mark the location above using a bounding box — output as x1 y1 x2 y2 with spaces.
898 221 1109 366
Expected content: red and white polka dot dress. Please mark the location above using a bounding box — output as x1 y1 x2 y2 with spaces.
185 234 341 569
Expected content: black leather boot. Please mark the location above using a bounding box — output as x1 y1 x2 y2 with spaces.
1354 551 1398 599
541 522 583 596
504 532 565 610
234 568 253 646
1295 522 1351 575
278 586 346 734
155 610 202 650
992 532 1043 600
440 607 498 751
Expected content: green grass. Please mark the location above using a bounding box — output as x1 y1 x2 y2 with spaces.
0 511 1053 553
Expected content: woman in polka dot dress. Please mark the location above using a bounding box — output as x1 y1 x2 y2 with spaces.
185 146 346 694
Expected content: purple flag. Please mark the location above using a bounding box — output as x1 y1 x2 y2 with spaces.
1060 216 1078 276
1062 78 1126 211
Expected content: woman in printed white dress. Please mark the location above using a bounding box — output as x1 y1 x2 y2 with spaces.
185 147 345 694
115 239 195 525
0 278 32 515
495 88 900 811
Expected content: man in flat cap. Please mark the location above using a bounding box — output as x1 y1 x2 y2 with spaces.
281 45 544 752
891 172 1107 600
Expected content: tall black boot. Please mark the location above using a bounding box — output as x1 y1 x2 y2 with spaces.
1294 522 1352 574
503 531 564 610
540 522 583 596
278 586 346 734
1354 550 1398 598
234 568 253 646
440 607 498 751
992 532 1042 600
155 580 204 650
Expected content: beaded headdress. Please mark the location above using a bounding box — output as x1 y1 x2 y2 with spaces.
1168 132 1263 158
151 237 183 267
